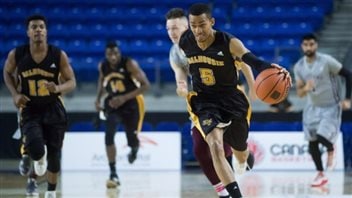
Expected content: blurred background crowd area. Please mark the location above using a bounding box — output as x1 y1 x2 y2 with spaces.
1 0 351 91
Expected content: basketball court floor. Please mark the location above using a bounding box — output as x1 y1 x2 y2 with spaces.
1 170 351 198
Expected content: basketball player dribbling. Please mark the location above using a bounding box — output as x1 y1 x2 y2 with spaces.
165 8 257 198
178 3 291 198
294 33 351 187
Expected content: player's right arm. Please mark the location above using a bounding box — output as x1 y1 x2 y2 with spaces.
295 78 314 97
229 38 292 85
238 61 257 101
95 62 105 111
3 49 30 108
170 60 188 98
293 63 314 98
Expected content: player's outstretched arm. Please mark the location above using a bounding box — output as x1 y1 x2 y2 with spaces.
229 38 291 84
239 62 257 101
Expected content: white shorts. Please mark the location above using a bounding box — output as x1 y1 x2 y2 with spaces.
302 104 341 143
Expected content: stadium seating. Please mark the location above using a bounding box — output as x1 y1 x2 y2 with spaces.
0 0 333 83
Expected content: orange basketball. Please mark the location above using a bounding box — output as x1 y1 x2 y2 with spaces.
254 67 290 104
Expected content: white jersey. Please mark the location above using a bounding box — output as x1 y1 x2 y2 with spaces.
293 52 343 106
169 44 189 74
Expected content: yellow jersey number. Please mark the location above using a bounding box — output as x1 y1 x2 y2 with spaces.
199 68 215 86
28 80 50 96
110 80 126 93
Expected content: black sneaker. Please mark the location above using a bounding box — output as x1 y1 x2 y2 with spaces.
19 155 31 176
246 151 255 171
26 178 39 196
128 146 139 164
106 174 121 188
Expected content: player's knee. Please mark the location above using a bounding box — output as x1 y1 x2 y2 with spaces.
208 141 225 158
231 141 247 152
126 130 139 147
27 139 45 161
105 130 115 146
317 134 334 151
308 141 319 154
47 149 61 173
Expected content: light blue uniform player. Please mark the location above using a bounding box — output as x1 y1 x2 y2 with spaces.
294 33 351 188
294 52 343 143
169 44 189 73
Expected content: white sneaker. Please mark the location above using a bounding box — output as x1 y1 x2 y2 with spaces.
45 191 56 198
311 172 328 187
34 145 47 176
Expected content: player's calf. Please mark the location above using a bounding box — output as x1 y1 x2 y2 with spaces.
326 149 336 171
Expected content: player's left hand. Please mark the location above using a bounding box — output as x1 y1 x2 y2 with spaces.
341 99 351 110
271 63 292 87
44 81 60 93
109 96 127 109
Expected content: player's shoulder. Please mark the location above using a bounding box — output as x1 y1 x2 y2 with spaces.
14 44 29 55
169 44 181 56
122 56 133 64
293 57 305 68
317 52 334 61
13 44 30 62
15 44 29 51
217 30 235 39
179 29 193 47
180 29 192 39
48 44 62 52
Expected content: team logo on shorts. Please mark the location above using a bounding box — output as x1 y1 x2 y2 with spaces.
202 118 212 126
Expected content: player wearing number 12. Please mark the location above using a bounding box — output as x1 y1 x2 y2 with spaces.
3 14 76 198
95 41 150 188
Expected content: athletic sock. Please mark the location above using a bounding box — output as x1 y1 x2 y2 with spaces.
109 162 116 175
47 182 56 191
213 182 229 197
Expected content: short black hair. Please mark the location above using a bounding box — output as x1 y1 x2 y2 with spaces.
26 14 47 28
105 41 118 49
165 8 186 20
189 3 212 18
302 33 318 42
